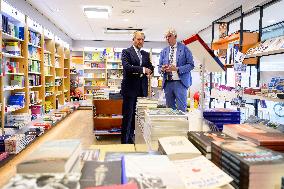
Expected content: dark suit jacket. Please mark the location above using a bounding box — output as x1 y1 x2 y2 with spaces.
121 46 154 97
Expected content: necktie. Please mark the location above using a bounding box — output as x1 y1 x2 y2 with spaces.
137 49 142 65
167 46 175 80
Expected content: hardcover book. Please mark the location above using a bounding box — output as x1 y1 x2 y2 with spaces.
85 182 138 189
187 131 235 152
238 132 284 146
122 155 186 189
158 136 201 160
222 124 266 139
173 156 233 189
80 161 121 188
17 139 81 173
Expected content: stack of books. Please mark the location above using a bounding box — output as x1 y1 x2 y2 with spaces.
203 108 240 131
211 140 284 189
143 108 188 150
187 131 235 159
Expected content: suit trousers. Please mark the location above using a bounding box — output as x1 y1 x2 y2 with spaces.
164 80 188 112
121 96 137 144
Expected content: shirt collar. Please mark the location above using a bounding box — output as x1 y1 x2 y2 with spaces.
170 42 177 48
133 45 140 52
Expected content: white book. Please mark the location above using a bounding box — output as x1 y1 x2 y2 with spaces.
173 156 233 189
158 136 202 160
123 155 186 189
17 139 81 173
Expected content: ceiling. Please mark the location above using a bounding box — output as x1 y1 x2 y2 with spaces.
27 0 247 42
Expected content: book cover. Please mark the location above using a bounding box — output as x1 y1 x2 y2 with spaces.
223 124 266 139
173 156 233 189
123 155 186 189
85 182 138 189
3 173 81 189
238 132 284 146
214 140 284 172
17 139 81 173
80 161 121 188
188 131 235 152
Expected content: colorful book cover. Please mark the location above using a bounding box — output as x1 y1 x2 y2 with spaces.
188 131 236 152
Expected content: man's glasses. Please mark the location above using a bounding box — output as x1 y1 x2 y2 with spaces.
165 34 173 39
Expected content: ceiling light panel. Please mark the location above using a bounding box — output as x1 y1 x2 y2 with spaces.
84 6 111 19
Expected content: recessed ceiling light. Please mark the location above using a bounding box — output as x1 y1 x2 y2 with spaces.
123 18 129 22
209 0 214 4
185 20 191 23
84 6 111 19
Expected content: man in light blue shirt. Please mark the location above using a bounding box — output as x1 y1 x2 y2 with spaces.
159 28 195 112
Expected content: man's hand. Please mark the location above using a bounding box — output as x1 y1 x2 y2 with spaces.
168 64 178 72
145 68 152 75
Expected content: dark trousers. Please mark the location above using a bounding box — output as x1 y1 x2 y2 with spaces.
121 96 137 144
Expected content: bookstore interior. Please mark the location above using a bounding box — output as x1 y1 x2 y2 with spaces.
0 0 284 188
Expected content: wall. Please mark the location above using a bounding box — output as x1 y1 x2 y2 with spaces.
72 40 167 51
5 0 72 45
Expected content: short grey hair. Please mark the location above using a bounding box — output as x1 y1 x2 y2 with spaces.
165 28 177 37
133 31 145 40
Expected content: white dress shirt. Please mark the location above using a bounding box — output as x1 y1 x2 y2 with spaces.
169 43 180 80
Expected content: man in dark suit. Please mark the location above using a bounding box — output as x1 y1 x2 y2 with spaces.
121 31 154 144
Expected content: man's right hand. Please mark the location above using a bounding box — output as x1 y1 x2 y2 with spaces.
145 68 152 75
161 64 169 72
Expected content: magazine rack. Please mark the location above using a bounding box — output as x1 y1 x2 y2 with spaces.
183 34 226 130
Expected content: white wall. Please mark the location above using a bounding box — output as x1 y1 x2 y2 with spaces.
5 0 72 45
72 40 167 51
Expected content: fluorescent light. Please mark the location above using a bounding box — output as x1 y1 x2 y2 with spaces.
84 6 111 19
84 47 105 52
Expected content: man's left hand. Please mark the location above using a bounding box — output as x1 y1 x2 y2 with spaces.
168 64 178 71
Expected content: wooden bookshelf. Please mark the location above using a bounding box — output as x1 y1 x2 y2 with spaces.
63 43 71 103
212 32 259 65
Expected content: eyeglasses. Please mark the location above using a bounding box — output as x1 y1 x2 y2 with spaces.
165 34 173 39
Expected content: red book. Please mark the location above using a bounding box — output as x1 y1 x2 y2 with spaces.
85 182 138 189
239 132 284 146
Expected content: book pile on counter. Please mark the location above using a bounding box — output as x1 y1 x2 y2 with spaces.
203 108 241 131
143 108 189 150
187 131 235 159
3 139 82 189
0 103 77 162
211 140 284 189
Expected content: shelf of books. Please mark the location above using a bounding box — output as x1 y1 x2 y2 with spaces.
83 49 107 99
63 42 71 103
55 36 65 105
43 28 55 113
0 1 72 137
27 17 45 113
82 48 123 99
212 32 259 65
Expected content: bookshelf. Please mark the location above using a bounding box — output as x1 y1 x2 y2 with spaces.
81 48 123 99
0 1 72 134
83 49 107 99
55 36 64 105
43 28 55 113
63 42 71 103
212 32 259 65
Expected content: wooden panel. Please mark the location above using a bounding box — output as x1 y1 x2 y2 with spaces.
243 57 258 65
93 117 122 130
93 99 122 114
